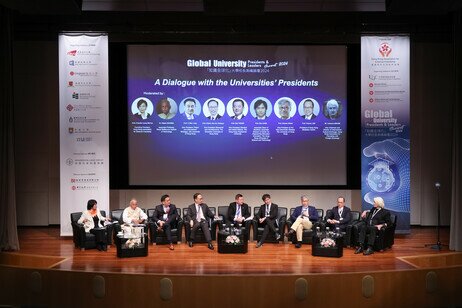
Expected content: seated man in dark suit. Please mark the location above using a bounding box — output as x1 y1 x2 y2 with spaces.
285 195 319 248
152 194 178 251
186 193 216 250
355 196 392 255
227 193 252 240
255 194 280 248
326 196 351 232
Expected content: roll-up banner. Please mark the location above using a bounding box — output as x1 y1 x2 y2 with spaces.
59 34 109 236
361 36 410 234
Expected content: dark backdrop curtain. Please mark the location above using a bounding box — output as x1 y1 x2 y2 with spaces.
0 6 19 251
450 9 462 251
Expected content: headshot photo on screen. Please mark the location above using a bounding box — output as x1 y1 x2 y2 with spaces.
323 98 342 120
250 97 272 120
203 98 225 120
179 97 201 120
131 97 154 120
227 98 248 120
156 97 177 120
298 98 320 120
274 97 296 120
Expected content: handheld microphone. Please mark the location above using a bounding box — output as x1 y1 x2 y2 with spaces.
435 182 441 188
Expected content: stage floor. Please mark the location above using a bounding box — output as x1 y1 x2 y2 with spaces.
3 226 457 275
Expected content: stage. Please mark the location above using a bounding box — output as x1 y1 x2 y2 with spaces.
1 226 458 274
1 226 461 308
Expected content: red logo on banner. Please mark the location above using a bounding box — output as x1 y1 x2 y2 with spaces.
369 90 374 95
67 50 77 56
369 98 374 103
68 81 74 87
69 71 75 76
369 83 374 87
66 104 74 111
379 42 392 57
71 186 76 190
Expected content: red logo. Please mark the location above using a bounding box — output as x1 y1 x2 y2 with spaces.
369 83 374 87
68 81 74 87
369 98 374 103
71 178 76 183
379 42 392 57
69 71 75 76
66 104 74 111
67 50 77 56
71 186 76 190
369 91 374 95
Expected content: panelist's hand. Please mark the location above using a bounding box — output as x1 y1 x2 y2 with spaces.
190 220 194 228
361 211 368 219
376 224 383 231
259 217 266 224
159 221 165 227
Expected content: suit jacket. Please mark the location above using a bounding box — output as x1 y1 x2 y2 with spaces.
364 207 391 226
232 114 245 120
78 209 107 233
301 114 316 120
153 204 178 225
291 205 319 223
257 203 278 221
186 203 214 224
183 113 195 120
327 206 351 227
207 114 222 120
227 202 251 223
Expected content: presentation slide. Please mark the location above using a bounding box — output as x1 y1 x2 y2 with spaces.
127 45 347 186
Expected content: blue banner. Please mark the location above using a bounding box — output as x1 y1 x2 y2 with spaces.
361 36 410 234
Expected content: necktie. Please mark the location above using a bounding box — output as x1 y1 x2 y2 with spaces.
236 205 241 217
196 205 203 222
265 205 270 216
339 208 343 217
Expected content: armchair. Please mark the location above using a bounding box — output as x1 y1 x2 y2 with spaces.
70 210 113 250
183 207 217 242
252 207 287 243
348 213 397 251
217 205 252 241
147 208 183 244
286 208 322 244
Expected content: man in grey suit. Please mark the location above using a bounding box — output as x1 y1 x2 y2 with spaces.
186 193 215 250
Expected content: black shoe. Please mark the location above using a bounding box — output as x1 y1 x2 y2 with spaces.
295 242 302 249
363 247 374 255
275 233 281 240
256 242 263 248
188 241 193 247
285 230 295 238
96 244 102 251
354 246 363 254
207 243 214 250
102 244 107 251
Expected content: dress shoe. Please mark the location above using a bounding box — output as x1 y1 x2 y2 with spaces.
169 244 174 251
255 242 263 248
284 229 295 238
295 242 302 249
96 244 102 251
275 233 281 240
207 243 214 250
363 247 374 255
354 246 363 254
102 244 108 251
188 241 193 248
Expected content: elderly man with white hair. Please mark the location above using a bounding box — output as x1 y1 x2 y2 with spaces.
354 197 392 255
325 99 341 119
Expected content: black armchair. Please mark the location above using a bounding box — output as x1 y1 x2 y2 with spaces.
70 210 113 250
344 210 361 247
217 205 252 241
147 208 184 244
252 207 287 243
286 208 322 244
183 207 217 242
348 213 397 251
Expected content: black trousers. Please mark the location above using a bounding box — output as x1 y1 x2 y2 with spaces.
90 228 107 244
190 220 212 243
259 218 277 244
358 223 378 247
158 221 173 243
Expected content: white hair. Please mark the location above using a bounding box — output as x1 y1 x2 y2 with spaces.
373 197 385 208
